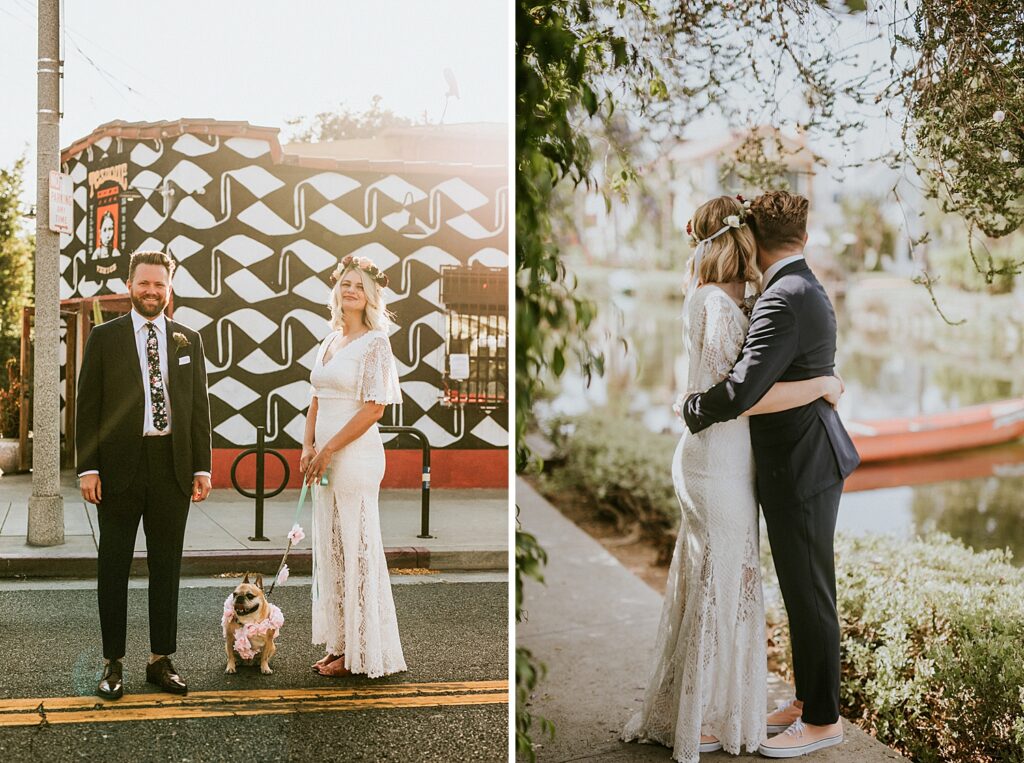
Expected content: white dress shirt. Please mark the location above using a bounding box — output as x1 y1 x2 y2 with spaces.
761 254 805 288
131 309 172 436
78 310 210 479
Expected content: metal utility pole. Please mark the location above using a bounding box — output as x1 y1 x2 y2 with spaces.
27 0 65 546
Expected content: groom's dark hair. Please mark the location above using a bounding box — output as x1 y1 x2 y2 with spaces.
128 250 176 281
748 191 809 252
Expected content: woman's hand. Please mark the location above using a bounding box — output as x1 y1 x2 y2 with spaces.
822 375 844 407
304 445 334 485
299 445 317 475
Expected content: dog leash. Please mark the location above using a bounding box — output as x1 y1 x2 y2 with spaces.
266 478 316 596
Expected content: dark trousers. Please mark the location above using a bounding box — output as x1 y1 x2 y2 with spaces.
761 481 843 726
96 435 190 660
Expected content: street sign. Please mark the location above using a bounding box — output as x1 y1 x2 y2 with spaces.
48 170 73 234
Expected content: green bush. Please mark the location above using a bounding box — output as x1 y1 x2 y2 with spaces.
542 409 680 560
0 358 22 438
766 533 1024 763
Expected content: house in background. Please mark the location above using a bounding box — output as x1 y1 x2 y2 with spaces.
55 119 508 488
574 125 914 279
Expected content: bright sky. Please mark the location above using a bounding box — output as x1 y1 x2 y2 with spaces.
0 0 510 204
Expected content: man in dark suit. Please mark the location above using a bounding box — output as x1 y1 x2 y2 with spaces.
682 191 860 759
77 250 212 700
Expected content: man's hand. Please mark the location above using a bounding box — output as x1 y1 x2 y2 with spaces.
671 393 687 421
80 474 102 505
192 475 212 503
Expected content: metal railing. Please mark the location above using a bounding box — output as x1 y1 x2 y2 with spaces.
380 426 432 539
229 424 433 541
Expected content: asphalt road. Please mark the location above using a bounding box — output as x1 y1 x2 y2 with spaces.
0 575 509 761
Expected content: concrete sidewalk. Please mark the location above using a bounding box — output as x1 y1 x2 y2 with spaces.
516 478 902 762
0 472 508 576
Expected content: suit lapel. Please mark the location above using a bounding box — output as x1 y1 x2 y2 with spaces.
166 319 184 406
120 314 145 394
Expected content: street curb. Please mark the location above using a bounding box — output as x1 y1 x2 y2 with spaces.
0 546 506 578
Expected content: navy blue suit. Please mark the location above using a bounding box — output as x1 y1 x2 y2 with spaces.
683 258 859 724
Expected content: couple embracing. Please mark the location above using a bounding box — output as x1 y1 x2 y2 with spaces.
622 191 860 760
77 250 406 700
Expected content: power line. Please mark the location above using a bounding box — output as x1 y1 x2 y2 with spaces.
0 2 34 28
64 33 143 107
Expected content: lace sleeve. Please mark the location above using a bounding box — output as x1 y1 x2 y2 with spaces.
699 292 747 381
357 334 403 405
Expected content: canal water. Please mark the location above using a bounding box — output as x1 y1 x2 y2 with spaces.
542 267 1024 564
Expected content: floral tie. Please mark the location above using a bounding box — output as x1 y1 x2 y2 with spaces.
146 323 168 431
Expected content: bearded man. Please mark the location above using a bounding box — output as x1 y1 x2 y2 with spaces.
76 250 212 699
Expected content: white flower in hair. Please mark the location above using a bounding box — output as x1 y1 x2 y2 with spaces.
724 215 742 228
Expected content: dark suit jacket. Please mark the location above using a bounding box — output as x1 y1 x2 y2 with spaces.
682 259 860 504
76 313 212 497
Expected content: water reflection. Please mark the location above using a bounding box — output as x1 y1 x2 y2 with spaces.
839 443 1024 564
545 269 1024 564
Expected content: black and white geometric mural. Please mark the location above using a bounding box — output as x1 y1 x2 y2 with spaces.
59 123 509 453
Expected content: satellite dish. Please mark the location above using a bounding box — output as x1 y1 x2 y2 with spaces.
441 68 460 123
443 68 460 99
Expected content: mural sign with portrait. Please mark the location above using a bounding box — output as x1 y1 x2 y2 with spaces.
85 163 129 285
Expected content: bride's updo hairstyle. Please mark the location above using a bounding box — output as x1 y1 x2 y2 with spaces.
328 259 396 334
687 195 760 286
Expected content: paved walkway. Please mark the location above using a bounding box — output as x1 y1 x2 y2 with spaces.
516 477 903 762
0 472 508 576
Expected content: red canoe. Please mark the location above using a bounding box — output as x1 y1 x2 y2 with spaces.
846 397 1024 463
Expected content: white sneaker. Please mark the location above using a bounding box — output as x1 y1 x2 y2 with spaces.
758 719 843 758
699 737 723 753
766 699 801 735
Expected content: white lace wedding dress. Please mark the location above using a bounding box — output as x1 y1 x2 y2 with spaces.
309 329 407 678
622 285 767 762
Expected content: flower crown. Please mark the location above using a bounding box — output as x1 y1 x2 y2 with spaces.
329 254 389 288
686 195 754 245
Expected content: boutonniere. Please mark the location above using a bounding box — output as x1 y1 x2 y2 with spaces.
172 332 190 351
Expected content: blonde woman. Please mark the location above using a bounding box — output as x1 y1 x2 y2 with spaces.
622 196 843 761
301 254 406 678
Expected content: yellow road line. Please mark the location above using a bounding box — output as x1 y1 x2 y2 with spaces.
0 681 509 727
0 680 508 713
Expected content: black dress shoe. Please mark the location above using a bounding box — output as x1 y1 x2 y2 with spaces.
97 659 123 700
146 656 187 695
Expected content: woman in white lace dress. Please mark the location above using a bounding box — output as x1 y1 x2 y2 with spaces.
301 254 407 679
622 196 842 761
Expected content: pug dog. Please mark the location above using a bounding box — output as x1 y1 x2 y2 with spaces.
223 573 282 675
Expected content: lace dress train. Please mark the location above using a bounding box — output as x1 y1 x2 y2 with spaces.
309 330 407 678
622 286 767 762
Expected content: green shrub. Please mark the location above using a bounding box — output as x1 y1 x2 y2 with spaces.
766 533 1024 763
542 409 680 560
0 358 22 438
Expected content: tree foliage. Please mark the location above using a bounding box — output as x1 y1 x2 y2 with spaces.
285 95 423 142
886 1 1024 240
0 158 33 372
